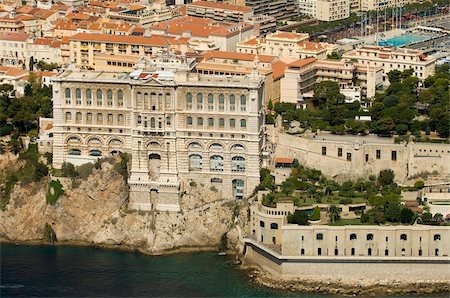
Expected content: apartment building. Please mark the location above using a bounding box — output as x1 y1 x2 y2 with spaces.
342 46 436 84
186 1 254 23
316 0 350 22
0 17 25 32
69 33 190 70
236 32 338 60
360 0 415 12
150 16 254 52
50 53 265 212
28 38 62 64
0 31 30 68
280 58 383 103
107 4 172 28
245 0 298 21
298 0 317 17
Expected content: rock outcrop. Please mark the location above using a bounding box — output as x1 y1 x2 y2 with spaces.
0 159 240 254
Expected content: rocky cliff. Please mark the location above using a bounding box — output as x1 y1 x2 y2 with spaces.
0 157 244 254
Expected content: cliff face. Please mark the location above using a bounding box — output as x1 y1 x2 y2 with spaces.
0 160 240 254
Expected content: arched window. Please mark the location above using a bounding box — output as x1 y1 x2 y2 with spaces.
208 118 214 127
231 144 245 151
97 113 103 124
230 118 236 128
68 148 81 155
218 94 224 110
189 154 202 171
186 93 192 109
75 88 81 99
107 89 113 106
240 95 247 111
270 223 278 230
400 234 407 241
65 88 71 98
136 92 142 108
188 142 201 150
65 112 72 122
86 89 92 105
67 136 80 143
86 113 92 124
186 116 193 126
350 234 357 240
240 119 247 128
210 155 224 172
434 234 441 241
107 113 113 124
197 93 203 109
117 90 124 107
229 94 236 111
89 149 102 156
231 156 245 172
75 112 82 124
208 94 214 110
197 117 203 126
219 118 225 128
96 89 103 106
260 221 265 227
166 117 171 126
316 233 323 240
118 114 124 125
150 117 156 128
367 234 374 241
210 143 223 150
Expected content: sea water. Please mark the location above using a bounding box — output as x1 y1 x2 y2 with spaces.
0 244 446 297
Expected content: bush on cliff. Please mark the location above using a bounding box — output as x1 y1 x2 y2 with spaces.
310 206 321 221
46 179 64 205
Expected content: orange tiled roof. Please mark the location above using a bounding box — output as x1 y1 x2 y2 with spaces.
270 31 307 40
274 157 295 164
188 1 252 13
0 31 30 42
203 50 276 64
241 38 259 46
288 57 317 68
297 41 325 51
271 60 288 80
0 66 28 77
70 32 190 46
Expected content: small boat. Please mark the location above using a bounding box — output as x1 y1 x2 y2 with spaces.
217 252 227 256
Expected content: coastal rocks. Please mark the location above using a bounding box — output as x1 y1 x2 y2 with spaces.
0 159 237 254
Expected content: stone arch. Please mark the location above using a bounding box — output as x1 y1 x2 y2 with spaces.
229 142 247 151
85 136 103 146
186 140 203 150
206 140 225 150
146 140 161 149
107 137 124 147
65 135 83 144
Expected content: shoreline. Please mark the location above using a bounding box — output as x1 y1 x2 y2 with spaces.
240 264 450 296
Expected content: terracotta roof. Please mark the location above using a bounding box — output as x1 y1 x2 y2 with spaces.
70 33 189 46
274 157 295 164
203 51 276 63
188 1 252 13
34 38 53 45
0 17 22 23
269 31 308 40
0 66 28 77
288 57 317 68
54 22 78 31
66 12 90 20
241 38 259 46
0 31 30 42
297 41 325 51
271 60 288 80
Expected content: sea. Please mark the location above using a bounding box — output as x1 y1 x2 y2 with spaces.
0 244 446 297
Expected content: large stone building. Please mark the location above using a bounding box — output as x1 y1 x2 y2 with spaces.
316 0 350 22
51 53 266 212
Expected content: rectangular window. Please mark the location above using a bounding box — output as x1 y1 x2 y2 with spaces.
376 150 381 159
391 151 397 161
347 153 352 161
338 148 342 157
322 146 326 156
317 248 322 256
365 154 369 162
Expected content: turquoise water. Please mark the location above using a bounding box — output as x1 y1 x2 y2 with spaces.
0 244 447 297
379 34 430 47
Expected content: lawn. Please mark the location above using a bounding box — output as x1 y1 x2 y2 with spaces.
328 218 372 226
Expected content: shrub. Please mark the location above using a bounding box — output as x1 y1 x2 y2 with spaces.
310 206 321 221
77 163 94 180
339 197 353 205
414 180 425 190
0 173 18 210
113 153 129 180
189 181 197 187
288 210 310 225
46 179 64 205
262 193 276 207
61 162 78 178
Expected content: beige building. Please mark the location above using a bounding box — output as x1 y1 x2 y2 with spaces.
343 46 436 85
250 198 450 258
245 0 298 21
0 31 30 68
107 5 172 28
50 53 265 212
236 32 338 60
69 33 190 70
316 0 350 22
186 1 254 23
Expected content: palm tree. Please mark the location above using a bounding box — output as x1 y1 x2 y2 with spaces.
328 204 341 223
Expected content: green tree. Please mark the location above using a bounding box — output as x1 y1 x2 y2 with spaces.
328 204 341 223
387 70 402 84
400 208 415 224
267 99 273 111
288 210 310 225
378 169 395 187
373 116 395 136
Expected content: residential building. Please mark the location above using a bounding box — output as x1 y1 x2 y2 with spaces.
28 38 62 64
247 14 276 36
298 0 317 17
0 31 30 68
316 0 350 22
0 16 25 32
0 66 28 95
107 4 172 28
50 53 265 212
342 46 436 85
186 1 254 23
69 33 190 70
245 0 298 21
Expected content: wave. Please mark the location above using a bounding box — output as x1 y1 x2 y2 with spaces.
0 284 24 289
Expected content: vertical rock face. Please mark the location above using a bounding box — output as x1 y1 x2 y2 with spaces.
0 161 239 254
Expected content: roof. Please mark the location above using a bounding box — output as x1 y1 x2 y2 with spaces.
297 41 325 51
288 57 317 68
203 51 276 63
187 1 252 13
274 157 295 164
70 33 190 46
269 31 308 40
0 31 30 42
0 66 28 77
241 37 260 46
271 60 288 80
